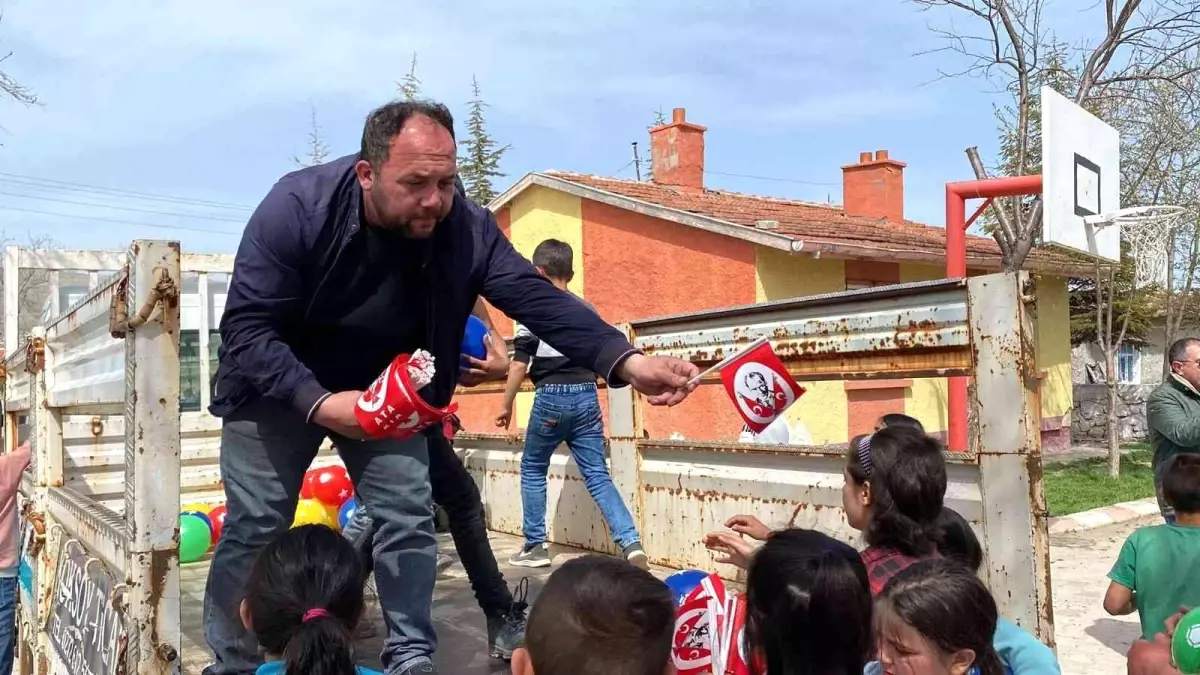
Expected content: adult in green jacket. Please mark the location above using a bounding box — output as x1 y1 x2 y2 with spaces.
1146 337 1200 523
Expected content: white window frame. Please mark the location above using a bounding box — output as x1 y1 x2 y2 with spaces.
1116 343 1141 384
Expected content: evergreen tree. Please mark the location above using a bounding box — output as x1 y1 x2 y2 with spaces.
458 75 509 204
642 107 667 181
1068 241 1160 347
292 105 330 168
398 53 421 101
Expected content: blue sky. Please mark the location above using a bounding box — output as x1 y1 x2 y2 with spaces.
0 0 1104 254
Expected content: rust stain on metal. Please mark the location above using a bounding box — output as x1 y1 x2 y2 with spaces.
146 548 174 665
23 337 44 374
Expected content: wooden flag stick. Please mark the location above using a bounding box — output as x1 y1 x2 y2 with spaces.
685 336 770 387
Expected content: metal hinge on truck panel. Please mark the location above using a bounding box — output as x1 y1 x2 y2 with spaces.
109 266 179 338
24 337 44 374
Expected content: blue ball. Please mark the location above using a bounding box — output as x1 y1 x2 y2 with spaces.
338 498 358 530
181 510 212 532
663 569 708 606
460 315 489 364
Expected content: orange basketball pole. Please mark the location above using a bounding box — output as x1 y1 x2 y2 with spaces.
945 174 1042 452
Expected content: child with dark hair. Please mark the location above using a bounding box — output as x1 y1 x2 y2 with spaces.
934 508 1060 674
877 559 1008 675
843 426 947 594
1105 453 1200 639
242 525 381 675
876 413 925 433
745 528 874 675
511 554 676 675
714 426 946 594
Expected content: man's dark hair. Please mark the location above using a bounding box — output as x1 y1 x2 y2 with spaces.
1163 454 1200 513
1168 337 1200 365
531 239 574 281
880 413 925 433
360 100 456 168
524 555 675 675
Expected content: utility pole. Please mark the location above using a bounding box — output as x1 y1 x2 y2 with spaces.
632 142 642 181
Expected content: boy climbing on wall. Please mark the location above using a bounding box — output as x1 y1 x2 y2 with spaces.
496 239 648 570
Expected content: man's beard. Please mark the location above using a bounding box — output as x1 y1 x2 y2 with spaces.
369 195 442 238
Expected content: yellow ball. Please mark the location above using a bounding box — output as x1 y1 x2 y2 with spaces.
182 502 210 514
293 498 338 530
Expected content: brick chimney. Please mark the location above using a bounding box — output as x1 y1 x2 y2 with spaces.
841 150 906 222
650 108 706 192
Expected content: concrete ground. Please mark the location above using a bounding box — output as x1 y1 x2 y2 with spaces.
1050 514 1155 675
182 520 1153 675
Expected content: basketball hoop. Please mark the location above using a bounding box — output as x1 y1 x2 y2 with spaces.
1084 205 1187 288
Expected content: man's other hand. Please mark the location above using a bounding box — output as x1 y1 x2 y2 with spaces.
312 391 369 440
460 335 509 387
495 406 513 430
617 354 699 406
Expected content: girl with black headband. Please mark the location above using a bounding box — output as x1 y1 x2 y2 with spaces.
843 425 947 595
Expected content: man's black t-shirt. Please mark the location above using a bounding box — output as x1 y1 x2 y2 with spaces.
294 225 429 393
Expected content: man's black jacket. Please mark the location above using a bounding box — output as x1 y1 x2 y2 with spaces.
211 154 635 419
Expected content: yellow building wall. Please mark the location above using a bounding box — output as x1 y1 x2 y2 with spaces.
509 185 585 296
900 263 949 434
895 265 1074 432
506 186 586 429
754 248 849 445
1036 275 1073 420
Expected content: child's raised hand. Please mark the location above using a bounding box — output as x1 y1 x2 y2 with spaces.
703 530 757 570
725 514 772 541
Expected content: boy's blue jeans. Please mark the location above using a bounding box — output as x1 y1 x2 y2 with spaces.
520 383 640 550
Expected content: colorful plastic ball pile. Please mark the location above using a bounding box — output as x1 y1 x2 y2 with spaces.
177 463 356 564
177 502 233 564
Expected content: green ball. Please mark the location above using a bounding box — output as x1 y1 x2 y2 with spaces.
1172 607 1200 674
180 513 212 564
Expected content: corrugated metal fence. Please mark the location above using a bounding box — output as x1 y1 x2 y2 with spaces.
455 273 1054 644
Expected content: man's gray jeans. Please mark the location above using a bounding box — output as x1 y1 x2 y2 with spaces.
202 397 437 675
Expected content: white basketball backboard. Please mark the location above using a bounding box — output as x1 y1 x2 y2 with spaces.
1042 85 1121 262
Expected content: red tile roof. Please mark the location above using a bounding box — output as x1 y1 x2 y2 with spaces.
541 171 1090 274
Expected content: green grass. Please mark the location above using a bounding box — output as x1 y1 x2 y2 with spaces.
1043 445 1156 517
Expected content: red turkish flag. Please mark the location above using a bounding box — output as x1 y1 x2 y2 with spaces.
718 340 804 434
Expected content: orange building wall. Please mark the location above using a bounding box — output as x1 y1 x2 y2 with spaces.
579 200 757 325
579 199 757 439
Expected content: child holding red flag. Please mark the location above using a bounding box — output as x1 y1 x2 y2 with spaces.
673 529 874 675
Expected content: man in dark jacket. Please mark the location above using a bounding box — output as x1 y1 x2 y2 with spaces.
202 100 697 675
1147 337 1200 523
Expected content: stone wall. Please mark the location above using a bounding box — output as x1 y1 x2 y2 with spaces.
1072 383 1156 442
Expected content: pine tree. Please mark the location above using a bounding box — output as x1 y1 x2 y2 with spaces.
458 75 509 205
292 105 330 168
398 53 421 101
642 107 667 181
